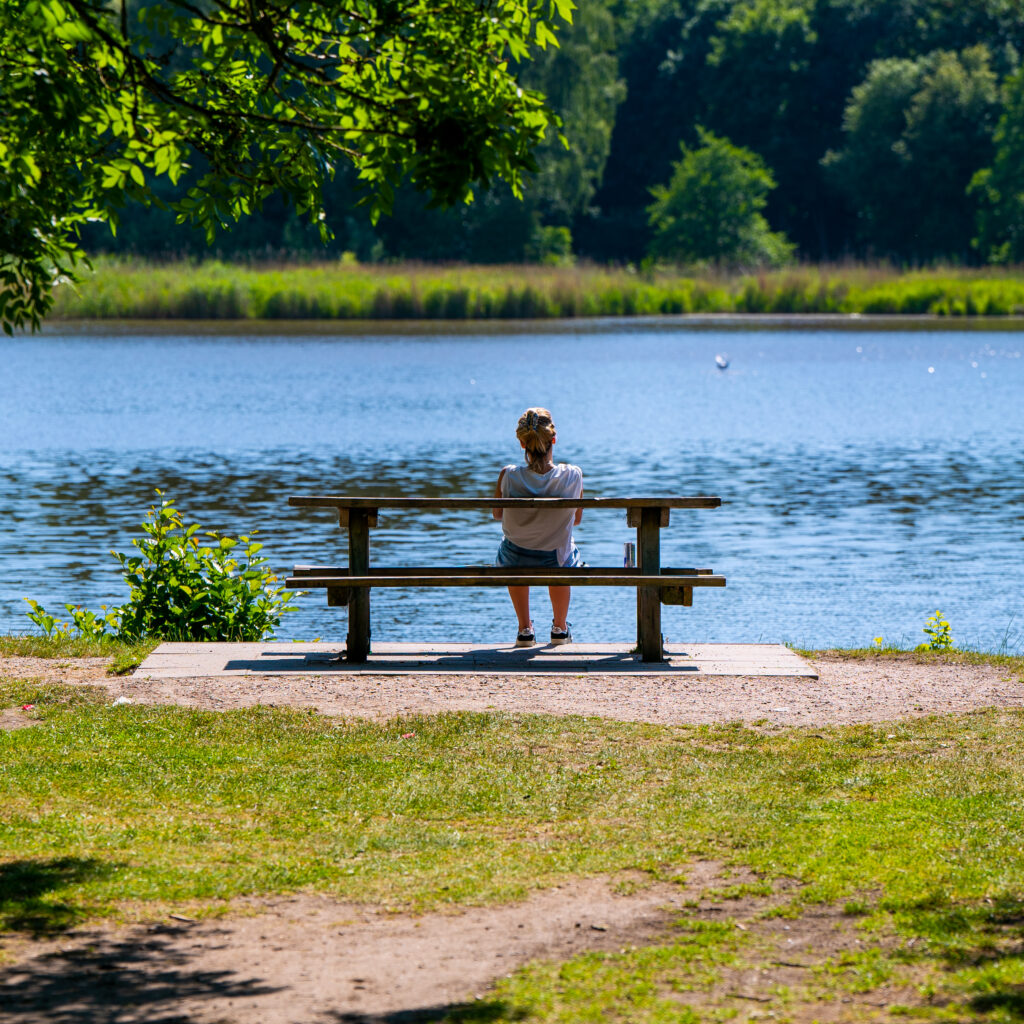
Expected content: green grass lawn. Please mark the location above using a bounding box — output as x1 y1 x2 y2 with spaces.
2 675 1024 1020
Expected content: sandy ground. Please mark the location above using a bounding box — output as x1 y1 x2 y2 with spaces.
2 653 1021 1022
2 652 1022 727
0 864 915 1024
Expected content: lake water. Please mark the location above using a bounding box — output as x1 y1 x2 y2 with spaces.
2 320 1022 651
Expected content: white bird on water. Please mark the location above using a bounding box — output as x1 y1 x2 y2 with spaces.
715 353 730 370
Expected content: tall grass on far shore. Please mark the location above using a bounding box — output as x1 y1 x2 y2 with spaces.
48 259 1024 321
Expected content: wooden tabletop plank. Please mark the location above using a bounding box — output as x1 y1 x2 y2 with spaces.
291 565 716 577
287 574 726 588
288 496 721 510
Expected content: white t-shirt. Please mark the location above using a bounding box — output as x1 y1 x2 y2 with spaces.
500 462 583 565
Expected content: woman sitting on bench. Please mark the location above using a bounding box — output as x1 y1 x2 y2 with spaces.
493 407 584 647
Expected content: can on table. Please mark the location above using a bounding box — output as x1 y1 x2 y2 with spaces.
623 542 636 568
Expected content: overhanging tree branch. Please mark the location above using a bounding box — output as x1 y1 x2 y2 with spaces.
0 0 569 332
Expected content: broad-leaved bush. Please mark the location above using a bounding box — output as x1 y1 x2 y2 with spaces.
25 496 295 642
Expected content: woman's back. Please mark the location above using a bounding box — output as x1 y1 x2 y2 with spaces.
500 462 582 563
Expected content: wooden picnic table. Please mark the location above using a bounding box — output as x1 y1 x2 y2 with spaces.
287 496 724 663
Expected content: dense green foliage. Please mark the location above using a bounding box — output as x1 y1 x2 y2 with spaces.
24 496 295 642
0 0 572 330
647 129 794 267
63 0 1024 270
7 0 1024 291
50 259 1024 319
970 66 1024 264
591 0 1024 265
824 46 1000 261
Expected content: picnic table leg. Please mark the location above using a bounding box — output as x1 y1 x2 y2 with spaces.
347 510 371 663
637 506 664 662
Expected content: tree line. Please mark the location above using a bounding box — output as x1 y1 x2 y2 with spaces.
71 0 1024 267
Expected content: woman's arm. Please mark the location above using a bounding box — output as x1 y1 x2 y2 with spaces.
574 469 584 524
492 468 506 520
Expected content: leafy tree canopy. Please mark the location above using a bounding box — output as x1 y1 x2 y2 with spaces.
592 0 1024 262
646 126 793 267
971 66 1024 264
522 0 625 226
0 0 572 331
824 45 1000 260
365 0 624 262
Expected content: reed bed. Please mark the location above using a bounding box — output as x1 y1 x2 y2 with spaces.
50 259 1024 320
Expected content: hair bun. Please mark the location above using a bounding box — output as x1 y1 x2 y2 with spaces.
516 407 556 471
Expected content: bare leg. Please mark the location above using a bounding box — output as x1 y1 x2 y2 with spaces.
508 586 532 630
549 586 570 630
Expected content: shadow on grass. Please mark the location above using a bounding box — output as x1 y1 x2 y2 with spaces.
0 915 518 1024
902 894 1024 1020
0 857 115 936
0 922 282 1024
971 991 1024 1018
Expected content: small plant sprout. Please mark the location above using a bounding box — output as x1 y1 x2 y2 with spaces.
918 610 954 652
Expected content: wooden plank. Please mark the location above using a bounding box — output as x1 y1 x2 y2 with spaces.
289 496 721 511
291 565 716 578
288 574 725 588
637 506 663 663
347 509 371 663
338 508 378 528
661 585 695 606
626 506 670 528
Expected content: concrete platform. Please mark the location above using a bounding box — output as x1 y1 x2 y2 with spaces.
136 642 817 678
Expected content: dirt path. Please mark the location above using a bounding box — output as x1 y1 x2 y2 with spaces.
3 653 1022 726
0 868 710 1023
0 864 921 1024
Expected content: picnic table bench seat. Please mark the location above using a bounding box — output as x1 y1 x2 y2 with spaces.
286 496 725 663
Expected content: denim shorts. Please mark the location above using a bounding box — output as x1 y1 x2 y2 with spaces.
496 538 583 569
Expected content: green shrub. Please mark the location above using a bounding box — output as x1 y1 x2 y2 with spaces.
528 224 574 266
647 128 795 268
25 495 295 642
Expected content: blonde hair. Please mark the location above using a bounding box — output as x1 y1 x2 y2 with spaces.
516 407 556 472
